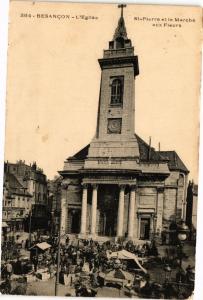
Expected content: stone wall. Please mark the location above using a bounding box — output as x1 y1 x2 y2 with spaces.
163 171 185 226
163 188 177 224
67 184 82 206
137 187 157 208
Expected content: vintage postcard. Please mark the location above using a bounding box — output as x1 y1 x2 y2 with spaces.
0 1 202 298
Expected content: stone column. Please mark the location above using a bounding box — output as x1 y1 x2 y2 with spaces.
128 185 136 239
156 187 164 235
137 214 141 239
150 215 154 239
117 185 125 237
80 184 88 235
91 184 98 235
60 182 68 236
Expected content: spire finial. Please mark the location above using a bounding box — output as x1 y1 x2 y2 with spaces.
118 4 126 18
114 4 128 41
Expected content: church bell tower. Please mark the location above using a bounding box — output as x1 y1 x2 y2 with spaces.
86 5 140 167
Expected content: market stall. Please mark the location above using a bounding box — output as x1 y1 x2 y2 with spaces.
99 268 134 288
107 249 147 274
30 242 51 260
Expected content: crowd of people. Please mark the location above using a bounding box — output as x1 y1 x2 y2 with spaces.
30 237 153 283
0 234 195 298
1 236 156 295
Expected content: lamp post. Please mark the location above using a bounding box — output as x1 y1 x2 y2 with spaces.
28 205 32 248
177 221 189 268
55 182 67 296
54 205 62 296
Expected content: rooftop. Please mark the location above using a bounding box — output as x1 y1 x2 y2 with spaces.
4 172 32 197
67 134 189 174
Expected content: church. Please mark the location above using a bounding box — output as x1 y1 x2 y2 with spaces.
59 7 189 241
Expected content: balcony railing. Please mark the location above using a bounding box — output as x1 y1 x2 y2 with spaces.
104 47 134 58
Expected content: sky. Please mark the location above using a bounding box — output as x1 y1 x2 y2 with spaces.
4 1 201 181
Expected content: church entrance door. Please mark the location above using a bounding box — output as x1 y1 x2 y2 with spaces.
98 185 119 237
140 218 150 240
70 209 81 234
104 211 117 236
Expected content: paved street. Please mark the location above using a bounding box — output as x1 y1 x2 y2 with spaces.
27 278 74 296
26 278 130 297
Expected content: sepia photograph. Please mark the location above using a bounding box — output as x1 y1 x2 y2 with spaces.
0 1 202 298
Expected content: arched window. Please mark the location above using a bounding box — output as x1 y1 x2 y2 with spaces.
111 78 123 105
178 174 184 186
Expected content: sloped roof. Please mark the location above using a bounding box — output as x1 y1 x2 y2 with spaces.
135 134 165 162
69 135 165 162
67 135 188 173
70 144 90 160
4 172 32 196
113 15 128 41
158 151 189 173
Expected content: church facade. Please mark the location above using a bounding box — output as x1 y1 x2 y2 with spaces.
59 10 189 241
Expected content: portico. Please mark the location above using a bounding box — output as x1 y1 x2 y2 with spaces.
79 181 138 239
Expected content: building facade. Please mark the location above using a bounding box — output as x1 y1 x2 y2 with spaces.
47 176 62 235
2 172 32 235
5 161 48 206
3 160 48 231
59 11 189 241
186 181 198 239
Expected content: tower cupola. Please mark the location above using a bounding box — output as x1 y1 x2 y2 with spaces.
109 4 132 50
86 4 140 164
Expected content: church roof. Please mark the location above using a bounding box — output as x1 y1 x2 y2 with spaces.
70 144 89 160
158 151 189 174
134 134 165 162
68 135 188 174
135 135 189 173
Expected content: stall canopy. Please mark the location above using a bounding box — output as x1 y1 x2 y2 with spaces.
31 242 51 251
107 249 147 273
99 268 134 283
2 222 9 228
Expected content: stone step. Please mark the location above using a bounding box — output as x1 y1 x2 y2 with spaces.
62 234 151 246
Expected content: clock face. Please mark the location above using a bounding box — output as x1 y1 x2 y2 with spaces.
107 118 122 134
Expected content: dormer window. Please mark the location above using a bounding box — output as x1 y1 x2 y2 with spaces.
110 77 123 105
